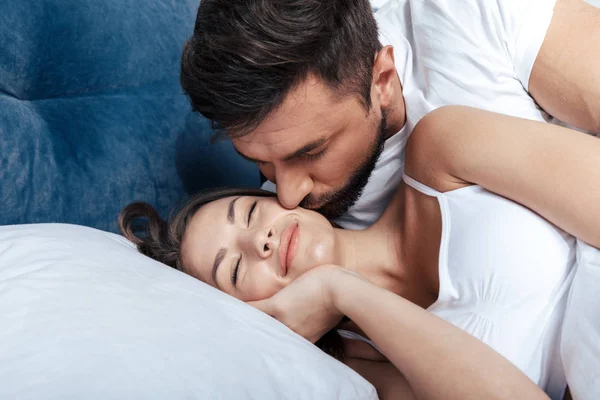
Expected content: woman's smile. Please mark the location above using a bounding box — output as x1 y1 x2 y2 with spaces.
279 221 299 277
180 195 338 301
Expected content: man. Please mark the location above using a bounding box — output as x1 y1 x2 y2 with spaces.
181 0 600 230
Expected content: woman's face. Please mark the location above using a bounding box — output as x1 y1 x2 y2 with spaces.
181 196 338 301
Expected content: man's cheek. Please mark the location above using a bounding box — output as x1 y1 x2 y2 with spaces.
317 162 350 182
259 165 275 182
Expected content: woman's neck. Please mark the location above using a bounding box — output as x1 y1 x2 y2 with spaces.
332 186 409 296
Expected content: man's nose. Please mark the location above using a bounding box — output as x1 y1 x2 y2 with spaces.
276 167 314 209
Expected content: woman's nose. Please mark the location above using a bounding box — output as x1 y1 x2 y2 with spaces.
241 226 276 259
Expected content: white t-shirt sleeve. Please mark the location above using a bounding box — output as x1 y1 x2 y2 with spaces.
261 180 276 193
499 0 557 91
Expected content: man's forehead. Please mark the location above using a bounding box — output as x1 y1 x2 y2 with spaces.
240 78 358 142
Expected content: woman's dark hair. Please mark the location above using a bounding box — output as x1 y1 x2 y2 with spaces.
119 187 273 272
119 187 346 360
180 0 382 138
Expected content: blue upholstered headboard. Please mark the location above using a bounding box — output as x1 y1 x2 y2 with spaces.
0 0 259 232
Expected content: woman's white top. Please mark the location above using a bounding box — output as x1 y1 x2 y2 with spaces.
561 239 600 400
345 174 576 399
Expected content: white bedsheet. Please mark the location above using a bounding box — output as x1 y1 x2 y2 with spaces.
561 240 600 400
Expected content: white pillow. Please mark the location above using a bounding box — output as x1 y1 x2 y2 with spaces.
0 224 376 400
561 240 600 400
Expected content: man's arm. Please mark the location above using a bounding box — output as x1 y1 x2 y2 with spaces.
529 0 600 133
406 106 600 248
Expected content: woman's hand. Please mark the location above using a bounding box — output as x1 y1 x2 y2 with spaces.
247 264 348 343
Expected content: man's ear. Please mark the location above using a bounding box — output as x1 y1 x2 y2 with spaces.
372 46 397 110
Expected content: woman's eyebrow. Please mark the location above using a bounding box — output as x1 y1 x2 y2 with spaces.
212 196 241 288
211 248 226 289
228 196 240 223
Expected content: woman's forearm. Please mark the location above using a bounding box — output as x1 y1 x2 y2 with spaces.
330 269 549 400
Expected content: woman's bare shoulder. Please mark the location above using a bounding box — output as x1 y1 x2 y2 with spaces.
405 106 473 193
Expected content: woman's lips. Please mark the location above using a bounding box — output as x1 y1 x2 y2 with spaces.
279 222 299 277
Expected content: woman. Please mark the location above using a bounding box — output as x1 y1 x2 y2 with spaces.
120 106 599 400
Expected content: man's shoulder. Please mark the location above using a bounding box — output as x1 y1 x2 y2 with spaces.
376 0 503 21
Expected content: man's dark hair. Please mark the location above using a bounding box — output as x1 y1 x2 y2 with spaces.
181 0 382 138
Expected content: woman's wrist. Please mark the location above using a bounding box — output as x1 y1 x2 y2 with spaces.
325 267 371 315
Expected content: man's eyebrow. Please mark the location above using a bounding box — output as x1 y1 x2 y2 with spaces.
228 196 240 223
282 138 327 162
234 137 328 164
234 148 265 164
211 247 226 289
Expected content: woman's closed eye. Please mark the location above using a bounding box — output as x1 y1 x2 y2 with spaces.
231 257 241 287
231 201 258 289
247 200 257 226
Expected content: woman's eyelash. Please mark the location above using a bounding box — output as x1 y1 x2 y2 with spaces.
303 148 327 162
247 200 257 226
231 257 240 287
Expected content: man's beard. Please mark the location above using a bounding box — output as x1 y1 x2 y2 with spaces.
300 113 388 220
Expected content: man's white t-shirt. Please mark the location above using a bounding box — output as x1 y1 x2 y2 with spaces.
264 0 561 230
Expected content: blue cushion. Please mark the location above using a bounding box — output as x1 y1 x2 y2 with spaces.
0 0 259 232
